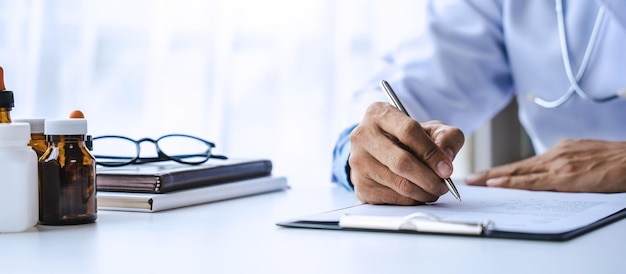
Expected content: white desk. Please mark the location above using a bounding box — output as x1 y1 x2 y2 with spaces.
1 183 625 274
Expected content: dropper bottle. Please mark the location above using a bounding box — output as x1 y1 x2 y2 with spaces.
0 66 15 123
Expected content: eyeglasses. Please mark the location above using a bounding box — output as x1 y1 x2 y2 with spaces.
92 134 227 167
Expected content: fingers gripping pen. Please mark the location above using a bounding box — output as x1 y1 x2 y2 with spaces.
379 80 462 202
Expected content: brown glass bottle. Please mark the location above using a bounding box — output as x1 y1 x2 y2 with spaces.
29 132 47 159
0 106 11 123
14 118 47 158
39 119 96 225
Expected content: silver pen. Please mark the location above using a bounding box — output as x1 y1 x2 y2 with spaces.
379 80 462 202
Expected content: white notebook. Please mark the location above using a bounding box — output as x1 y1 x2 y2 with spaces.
98 176 288 212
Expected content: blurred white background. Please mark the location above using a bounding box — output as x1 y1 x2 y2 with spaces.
0 0 444 186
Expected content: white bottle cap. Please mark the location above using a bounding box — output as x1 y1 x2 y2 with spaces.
0 123 31 145
45 119 88 135
13 118 45 133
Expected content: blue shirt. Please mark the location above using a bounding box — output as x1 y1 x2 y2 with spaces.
332 0 626 190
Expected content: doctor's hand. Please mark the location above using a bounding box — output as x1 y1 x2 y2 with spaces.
348 102 465 205
465 139 626 192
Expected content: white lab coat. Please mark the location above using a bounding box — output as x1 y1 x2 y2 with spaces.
333 0 626 189
355 0 626 153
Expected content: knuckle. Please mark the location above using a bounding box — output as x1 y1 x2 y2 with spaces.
428 120 444 126
347 161 360 178
437 124 464 140
394 177 417 197
349 125 367 145
390 175 439 204
355 183 416 205
347 155 374 184
419 141 440 163
397 119 420 138
347 151 365 170
352 178 376 203
554 138 576 149
556 161 576 174
348 146 366 169
365 102 389 117
448 127 465 145
389 152 414 175
507 165 523 176
354 186 371 203
424 180 444 195
355 192 379 205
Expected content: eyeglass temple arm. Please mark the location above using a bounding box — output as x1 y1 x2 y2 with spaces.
130 153 228 164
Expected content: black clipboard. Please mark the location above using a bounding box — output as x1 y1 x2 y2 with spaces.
277 205 626 242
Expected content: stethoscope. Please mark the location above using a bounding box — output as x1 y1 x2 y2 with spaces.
531 0 626 108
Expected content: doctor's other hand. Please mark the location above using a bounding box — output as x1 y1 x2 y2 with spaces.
465 139 626 193
348 102 465 205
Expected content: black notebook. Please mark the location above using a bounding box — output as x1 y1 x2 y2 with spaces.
96 158 273 193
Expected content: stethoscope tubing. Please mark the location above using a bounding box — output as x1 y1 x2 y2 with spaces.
532 0 620 108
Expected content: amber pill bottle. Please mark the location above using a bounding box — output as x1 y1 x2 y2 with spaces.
14 118 47 158
39 118 96 225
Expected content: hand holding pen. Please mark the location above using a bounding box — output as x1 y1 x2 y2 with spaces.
347 80 465 205
380 80 461 201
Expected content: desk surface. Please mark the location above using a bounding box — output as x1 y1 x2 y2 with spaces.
1 183 625 274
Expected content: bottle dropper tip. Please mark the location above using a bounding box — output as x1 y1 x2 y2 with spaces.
69 110 85 119
0 66 5 91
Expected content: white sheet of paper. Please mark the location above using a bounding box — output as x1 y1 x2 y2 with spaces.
306 185 626 234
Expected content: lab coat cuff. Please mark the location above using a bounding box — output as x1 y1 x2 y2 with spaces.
331 124 357 191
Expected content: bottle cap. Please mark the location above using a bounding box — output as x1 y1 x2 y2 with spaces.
45 119 88 135
0 90 14 108
13 118 45 134
0 123 30 144
0 66 14 108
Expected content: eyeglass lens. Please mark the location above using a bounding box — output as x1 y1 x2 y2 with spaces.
157 135 212 163
92 137 138 165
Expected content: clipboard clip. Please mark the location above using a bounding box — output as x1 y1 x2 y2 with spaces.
339 212 492 236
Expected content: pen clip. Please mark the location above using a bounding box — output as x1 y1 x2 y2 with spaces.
339 212 492 236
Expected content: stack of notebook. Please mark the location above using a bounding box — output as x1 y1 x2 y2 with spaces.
96 158 288 212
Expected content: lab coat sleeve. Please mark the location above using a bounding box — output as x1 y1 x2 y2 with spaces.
331 0 515 189
380 0 515 132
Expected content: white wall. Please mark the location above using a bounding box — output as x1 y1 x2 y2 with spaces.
0 0 475 186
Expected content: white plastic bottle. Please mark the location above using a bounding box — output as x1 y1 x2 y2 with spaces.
0 122 39 232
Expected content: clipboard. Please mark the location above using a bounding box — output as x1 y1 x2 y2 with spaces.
277 206 626 241
277 185 626 241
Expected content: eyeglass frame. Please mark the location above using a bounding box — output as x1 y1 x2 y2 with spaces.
92 134 227 167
